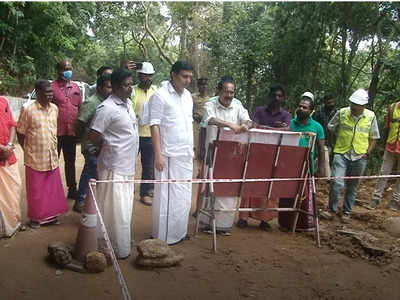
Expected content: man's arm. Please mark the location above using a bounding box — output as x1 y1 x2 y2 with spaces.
17 133 25 150
317 138 325 177
75 120 86 139
151 125 164 171
208 117 245 133
88 129 103 156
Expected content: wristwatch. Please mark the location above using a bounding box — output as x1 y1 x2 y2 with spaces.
7 142 15 149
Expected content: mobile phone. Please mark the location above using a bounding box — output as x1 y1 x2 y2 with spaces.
136 62 143 69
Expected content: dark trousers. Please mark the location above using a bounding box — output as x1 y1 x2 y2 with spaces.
77 152 98 203
57 135 77 191
139 137 154 197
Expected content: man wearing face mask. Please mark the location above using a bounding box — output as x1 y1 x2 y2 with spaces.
51 59 83 200
132 62 157 206
290 92 325 176
327 89 379 222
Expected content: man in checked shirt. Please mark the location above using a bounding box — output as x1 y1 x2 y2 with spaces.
17 80 68 229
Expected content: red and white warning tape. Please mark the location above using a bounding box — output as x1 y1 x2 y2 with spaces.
88 184 132 300
95 173 400 184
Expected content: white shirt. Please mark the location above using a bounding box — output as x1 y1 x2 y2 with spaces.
148 81 194 157
201 96 251 127
91 94 139 175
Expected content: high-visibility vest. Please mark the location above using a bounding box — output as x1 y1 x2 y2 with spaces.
131 85 157 113
334 107 375 155
387 102 400 144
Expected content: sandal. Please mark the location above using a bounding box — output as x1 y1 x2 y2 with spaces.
29 221 40 229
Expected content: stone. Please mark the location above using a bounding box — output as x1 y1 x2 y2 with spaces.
383 217 400 238
86 251 107 273
136 239 171 259
64 260 86 273
48 241 73 267
135 253 184 268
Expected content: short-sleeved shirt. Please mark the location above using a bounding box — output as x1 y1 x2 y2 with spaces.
290 117 325 173
77 92 104 155
17 101 59 171
328 108 380 161
253 105 292 127
0 97 17 166
51 79 82 136
148 81 194 158
201 96 251 128
90 94 139 176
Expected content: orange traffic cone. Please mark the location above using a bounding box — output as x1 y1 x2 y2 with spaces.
73 178 98 263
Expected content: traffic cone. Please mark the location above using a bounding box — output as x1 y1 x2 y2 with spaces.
73 178 98 263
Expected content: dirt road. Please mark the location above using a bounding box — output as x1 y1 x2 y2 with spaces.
1 146 400 300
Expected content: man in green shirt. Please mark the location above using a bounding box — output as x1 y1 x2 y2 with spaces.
290 92 325 175
74 74 112 212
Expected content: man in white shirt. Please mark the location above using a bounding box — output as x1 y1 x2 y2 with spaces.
148 61 194 245
89 68 139 259
199 76 253 235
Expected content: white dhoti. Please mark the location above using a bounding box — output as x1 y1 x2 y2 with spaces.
0 162 22 237
200 196 238 232
96 168 134 258
152 155 193 245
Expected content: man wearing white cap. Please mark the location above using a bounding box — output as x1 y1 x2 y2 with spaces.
327 89 380 222
132 62 157 206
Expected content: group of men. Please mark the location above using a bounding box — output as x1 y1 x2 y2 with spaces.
0 57 399 260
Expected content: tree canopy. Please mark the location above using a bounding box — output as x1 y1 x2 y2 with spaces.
1 1 400 122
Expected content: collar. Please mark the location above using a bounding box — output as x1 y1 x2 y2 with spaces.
265 105 283 115
110 94 128 106
35 100 51 111
166 80 184 96
294 116 311 126
55 78 72 88
217 97 235 109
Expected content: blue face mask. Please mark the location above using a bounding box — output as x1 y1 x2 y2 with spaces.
62 70 72 80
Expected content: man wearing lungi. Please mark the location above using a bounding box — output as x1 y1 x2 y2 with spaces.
17 80 68 229
89 68 139 259
238 85 292 231
148 61 194 245
200 76 253 236
0 93 22 237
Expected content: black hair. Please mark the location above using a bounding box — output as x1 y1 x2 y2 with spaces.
216 75 234 92
97 73 111 88
170 61 194 77
55 59 70 71
323 94 334 102
301 97 314 110
35 79 51 91
111 68 132 89
268 84 285 98
198 77 208 85
96 66 113 78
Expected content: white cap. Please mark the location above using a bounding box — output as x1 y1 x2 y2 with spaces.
301 92 314 102
137 62 155 74
349 89 369 105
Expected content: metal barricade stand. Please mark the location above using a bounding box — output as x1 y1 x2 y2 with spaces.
194 126 320 252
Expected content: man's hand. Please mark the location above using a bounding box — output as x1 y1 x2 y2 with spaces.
155 153 165 172
273 121 287 128
229 123 249 134
0 145 12 161
125 61 137 71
